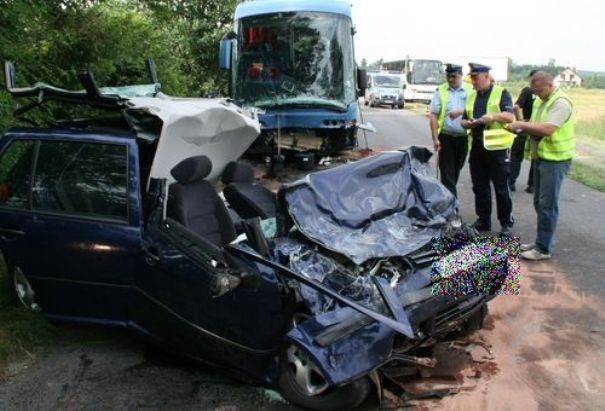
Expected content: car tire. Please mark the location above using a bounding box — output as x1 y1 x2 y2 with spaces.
277 343 370 411
398 104 404 109
364 100 369 106
7 265 41 312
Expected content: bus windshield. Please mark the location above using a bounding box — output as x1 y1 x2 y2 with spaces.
233 12 356 110
409 60 443 85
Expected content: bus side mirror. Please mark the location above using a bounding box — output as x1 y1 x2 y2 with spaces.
357 68 368 97
219 39 233 71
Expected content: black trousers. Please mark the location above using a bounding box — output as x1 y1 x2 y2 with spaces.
469 141 514 227
509 134 526 186
438 133 468 197
510 134 534 187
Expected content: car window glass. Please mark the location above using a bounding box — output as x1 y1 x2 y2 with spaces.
0 140 36 209
33 141 128 221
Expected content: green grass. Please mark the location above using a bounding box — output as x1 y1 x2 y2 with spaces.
576 117 605 141
0 260 60 379
569 160 605 192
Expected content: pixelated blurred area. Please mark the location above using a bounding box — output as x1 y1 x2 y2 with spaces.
431 235 521 296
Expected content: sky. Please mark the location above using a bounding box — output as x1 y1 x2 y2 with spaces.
349 0 605 72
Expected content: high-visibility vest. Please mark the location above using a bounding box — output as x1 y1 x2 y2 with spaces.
525 88 575 161
437 83 470 134
465 84 506 134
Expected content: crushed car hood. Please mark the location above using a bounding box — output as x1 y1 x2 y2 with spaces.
281 147 457 264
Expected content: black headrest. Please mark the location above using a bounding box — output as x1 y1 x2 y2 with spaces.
221 161 255 184
170 156 212 184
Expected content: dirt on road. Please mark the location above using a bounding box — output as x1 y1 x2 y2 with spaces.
384 260 605 411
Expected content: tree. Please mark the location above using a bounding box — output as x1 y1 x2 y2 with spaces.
136 0 239 96
0 0 239 132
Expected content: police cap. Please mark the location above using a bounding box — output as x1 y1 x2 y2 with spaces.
469 63 492 75
445 64 463 74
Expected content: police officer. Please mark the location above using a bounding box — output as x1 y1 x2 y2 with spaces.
461 63 515 234
428 64 470 197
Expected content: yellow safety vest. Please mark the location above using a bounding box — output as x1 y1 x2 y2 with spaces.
465 84 506 133
437 83 470 134
525 88 575 161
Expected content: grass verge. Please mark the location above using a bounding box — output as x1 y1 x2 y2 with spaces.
576 117 605 141
569 160 605 193
0 261 60 380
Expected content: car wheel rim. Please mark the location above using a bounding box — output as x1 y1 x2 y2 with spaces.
13 267 40 312
286 343 330 397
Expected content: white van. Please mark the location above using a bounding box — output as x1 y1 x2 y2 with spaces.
364 73 405 109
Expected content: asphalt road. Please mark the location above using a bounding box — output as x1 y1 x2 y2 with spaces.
1 105 603 410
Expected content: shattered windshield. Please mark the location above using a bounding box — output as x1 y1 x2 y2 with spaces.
373 75 402 88
410 60 443 85
233 12 356 110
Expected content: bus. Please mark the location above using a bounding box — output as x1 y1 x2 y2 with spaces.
381 59 443 103
219 0 366 155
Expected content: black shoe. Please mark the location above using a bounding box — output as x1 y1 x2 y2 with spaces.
470 220 491 232
525 185 534 194
500 225 514 235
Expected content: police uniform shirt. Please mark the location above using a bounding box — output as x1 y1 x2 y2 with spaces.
516 86 535 121
468 84 514 140
428 86 467 136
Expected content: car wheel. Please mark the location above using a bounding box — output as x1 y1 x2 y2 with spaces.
364 100 369 106
8 265 41 312
277 343 370 411
398 104 404 109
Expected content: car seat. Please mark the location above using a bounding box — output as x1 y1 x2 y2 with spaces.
222 161 276 220
167 155 236 247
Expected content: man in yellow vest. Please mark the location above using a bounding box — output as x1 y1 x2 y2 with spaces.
461 63 515 234
428 64 469 197
506 71 574 260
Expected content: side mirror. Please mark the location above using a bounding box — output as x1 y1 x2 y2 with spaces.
357 68 368 97
219 39 233 71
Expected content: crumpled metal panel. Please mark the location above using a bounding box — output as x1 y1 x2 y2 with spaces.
274 238 385 315
282 147 457 264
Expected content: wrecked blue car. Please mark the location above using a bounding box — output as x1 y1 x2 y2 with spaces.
0 62 499 410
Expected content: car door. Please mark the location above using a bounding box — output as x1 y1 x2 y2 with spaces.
0 131 142 322
133 180 288 376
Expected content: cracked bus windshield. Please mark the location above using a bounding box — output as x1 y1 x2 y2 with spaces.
234 12 356 111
